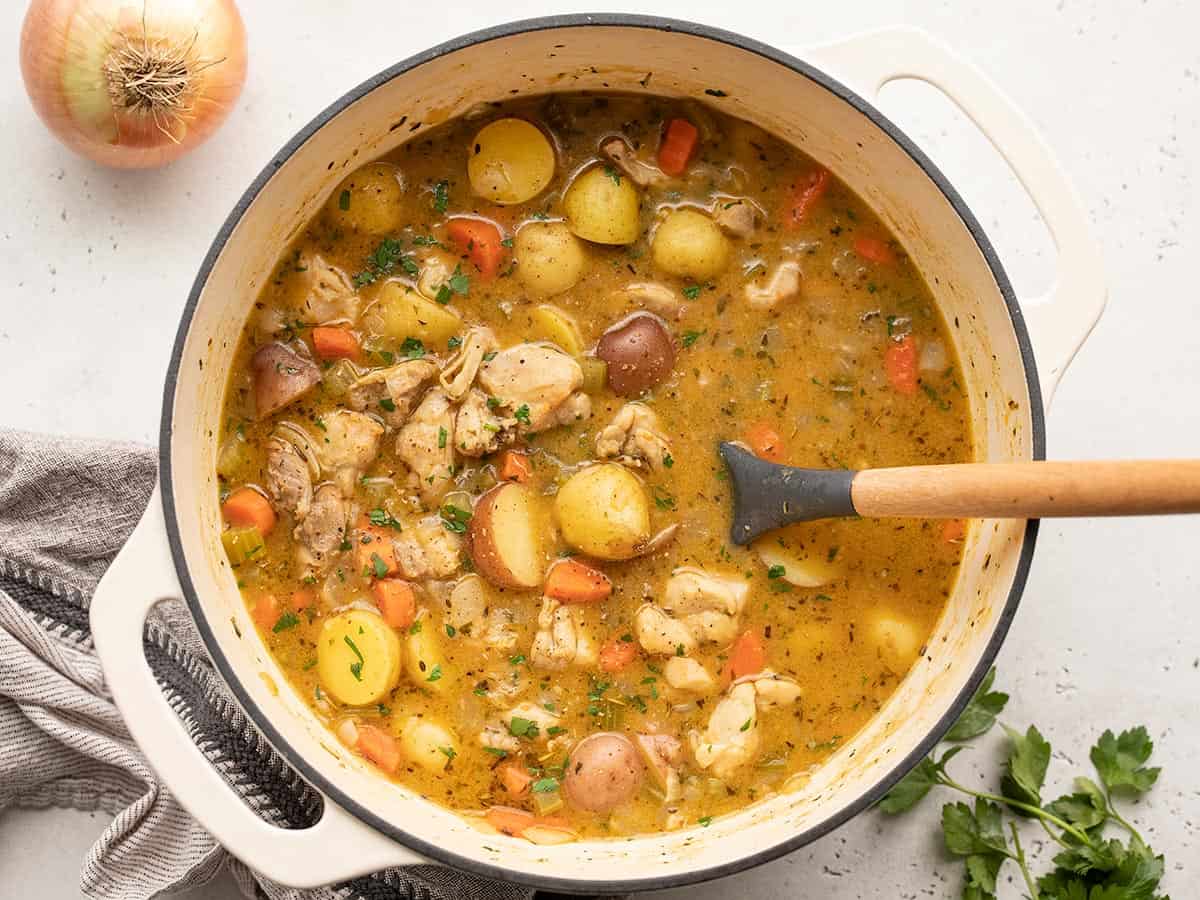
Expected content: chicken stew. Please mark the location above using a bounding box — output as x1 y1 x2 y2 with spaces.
216 93 972 843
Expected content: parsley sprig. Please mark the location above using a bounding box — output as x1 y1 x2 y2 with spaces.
353 237 418 287
881 668 1166 900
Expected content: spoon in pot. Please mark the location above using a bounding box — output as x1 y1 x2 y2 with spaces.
719 442 1200 545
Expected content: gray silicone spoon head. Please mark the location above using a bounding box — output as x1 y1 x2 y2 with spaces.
719 442 857 545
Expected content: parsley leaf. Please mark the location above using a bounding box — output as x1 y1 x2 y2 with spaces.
353 237 416 287
432 179 450 213
426 664 442 682
272 611 300 633
368 508 402 531
370 553 388 579
682 284 702 300
682 329 706 348
513 404 531 425
945 666 1009 741
400 336 425 359
604 164 622 185
338 189 351 211
439 503 472 534
508 716 540 739
531 777 559 793
1001 724 1052 807
1090 726 1160 794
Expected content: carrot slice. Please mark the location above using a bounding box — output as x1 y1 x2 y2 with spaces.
373 578 417 629
544 559 612 603
657 118 699 176
785 168 830 228
941 518 967 544
290 588 315 611
353 515 398 578
724 630 766 683
484 806 536 836
356 724 402 775
222 487 276 536
251 592 281 630
312 326 360 360
885 335 919 395
498 449 532 484
854 235 896 264
497 761 534 797
446 217 505 280
745 422 786 463
598 636 638 673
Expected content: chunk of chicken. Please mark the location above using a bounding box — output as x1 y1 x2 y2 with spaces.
482 608 519 651
601 137 669 188
265 437 313 520
744 260 802 310
689 673 803 778
416 251 456 303
391 516 462 580
348 359 438 427
663 656 716 694
445 574 487 634
506 701 562 740
662 567 750 646
635 733 684 802
479 724 521 754
613 281 685 320
396 388 456 505
479 700 561 753
440 326 498 400
477 344 584 432
552 391 592 428
595 402 672 471
252 344 321 418
297 253 360 324
634 603 697 657
296 483 348 572
712 199 759 239
530 597 598 671
317 410 384 495
454 388 514 457
689 682 759 779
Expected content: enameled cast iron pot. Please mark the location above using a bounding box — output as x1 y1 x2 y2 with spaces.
90 15 1106 893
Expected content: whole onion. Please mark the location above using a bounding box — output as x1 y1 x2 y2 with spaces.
20 0 247 169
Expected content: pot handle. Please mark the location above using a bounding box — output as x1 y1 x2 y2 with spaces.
89 485 426 887
806 27 1107 409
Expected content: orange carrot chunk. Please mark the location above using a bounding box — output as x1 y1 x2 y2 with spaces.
885 335 919 395
353 516 398 578
544 559 613 603
745 422 786 463
222 487 277 536
290 588 315 611
941 518 967 544
484 806 536 837
498 449 532 484
726 630 766 682
854 235 896 264
599 636 638 673
497 761 534 797
446 217 504 280
785 168 830 227
312 326 360 360
356 724 402 775
251 592 281 630
657 118 699 176
373 578 417 629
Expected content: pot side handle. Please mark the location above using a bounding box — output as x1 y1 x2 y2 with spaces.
806 27 1107 410
89 484 427 887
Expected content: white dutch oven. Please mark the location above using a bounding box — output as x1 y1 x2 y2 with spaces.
90 16 1106 893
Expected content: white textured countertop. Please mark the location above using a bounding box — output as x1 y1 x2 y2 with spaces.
1 1 1196 897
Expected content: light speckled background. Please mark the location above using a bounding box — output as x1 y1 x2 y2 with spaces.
1 1 1196 897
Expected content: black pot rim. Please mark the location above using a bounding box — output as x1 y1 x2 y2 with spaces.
160 13 1045 895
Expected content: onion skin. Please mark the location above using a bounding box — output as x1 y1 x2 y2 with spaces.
20 0 247 169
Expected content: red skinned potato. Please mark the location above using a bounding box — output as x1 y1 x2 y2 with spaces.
252 343 321 418
596 313 676 396
563 732 645 812
466 482 547 589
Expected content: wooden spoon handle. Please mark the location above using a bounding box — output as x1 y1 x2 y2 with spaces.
851 460 1200 519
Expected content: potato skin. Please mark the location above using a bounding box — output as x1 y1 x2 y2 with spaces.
325 162 405 235
596 313 676 396
554 464 651 560
466 482 544 589
563 165 641 245
516 222 587 297
651 208 730 280
468 118 556 205
563 732 645 812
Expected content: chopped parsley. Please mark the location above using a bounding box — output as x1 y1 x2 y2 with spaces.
603 164 622 186
370 553 388 579
682 329 706 348
483 746 508 758
682 284 702 300
438 426 448 449
531 777 559 793
338 189 351 211
439 745 457 760
513 404 531 426
509 654 526 666
368 508 402 530
379 397 396 413
272 611 300 633
408 619 423 634
400 336 425 359
508 716 540 739
445 624 457 638
353 237 418 287
447 336 462 350
767 564 786 579
439 503 472 534
432 179 450 213
698 815 714 827
426 664 443 683
663 453 674 468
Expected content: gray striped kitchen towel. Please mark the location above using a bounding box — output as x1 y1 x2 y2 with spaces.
0 428 532 900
